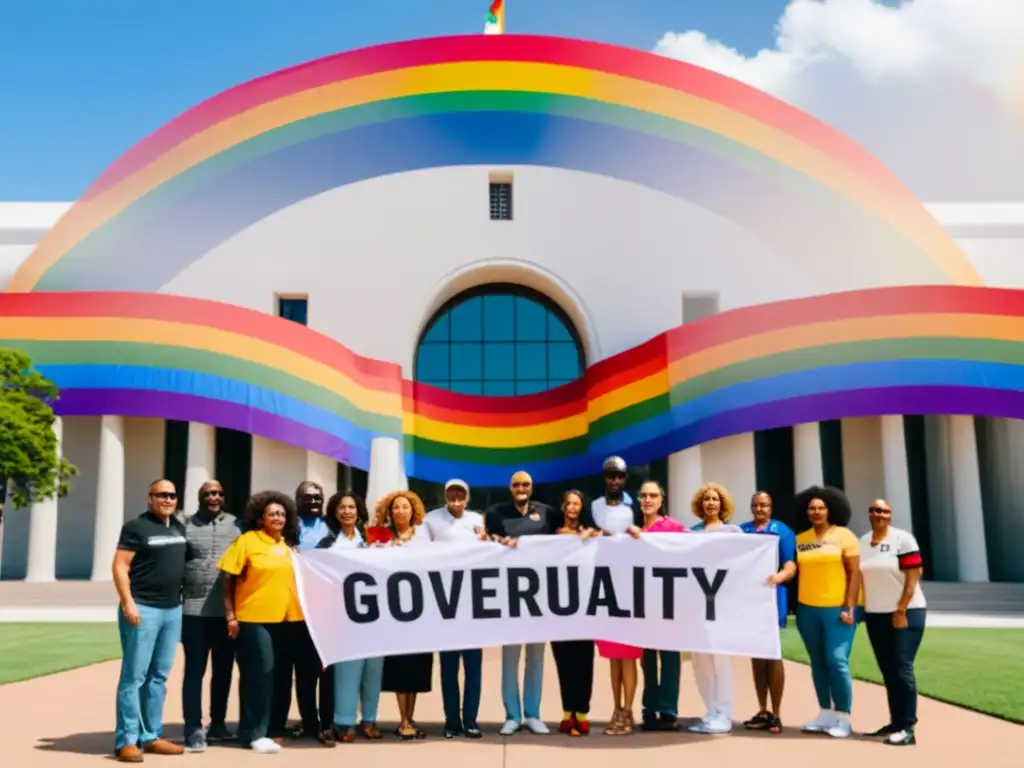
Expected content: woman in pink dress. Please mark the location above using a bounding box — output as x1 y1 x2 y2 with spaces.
595 500 644 735
628 481 687 730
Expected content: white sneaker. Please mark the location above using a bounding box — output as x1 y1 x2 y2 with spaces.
706 715 733 734
524 718 549 734
802 710 837 733
827 713 853 739
250 737 281 754
499 720 521 736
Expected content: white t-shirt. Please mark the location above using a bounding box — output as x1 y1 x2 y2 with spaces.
424 507 486 542
329 529 364 550
592 495 634 534
859 527 927 613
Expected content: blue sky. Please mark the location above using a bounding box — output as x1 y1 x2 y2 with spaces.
0 0 791 200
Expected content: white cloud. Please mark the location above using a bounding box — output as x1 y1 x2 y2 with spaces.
654 0 1024 201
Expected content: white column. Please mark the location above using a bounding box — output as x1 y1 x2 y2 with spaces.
365 437 408 512
305 451 338 498
793 422 824 489
183 422 216 515
25 417 63 582
948 415 989 583
90 415 126 581
667 446 702 523
880 415 915 537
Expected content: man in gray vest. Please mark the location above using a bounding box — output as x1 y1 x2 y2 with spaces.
181 480 241 752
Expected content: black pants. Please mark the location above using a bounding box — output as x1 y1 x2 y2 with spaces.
236 622 295 744
291 621 333 733
551 640 595 714
864 609 926 729
181 615 236 736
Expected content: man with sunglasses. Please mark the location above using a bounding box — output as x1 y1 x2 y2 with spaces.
112 479 191 762
180 480 241 752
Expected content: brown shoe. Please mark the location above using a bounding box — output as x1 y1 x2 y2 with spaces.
116 744 144 763
142 738 184 755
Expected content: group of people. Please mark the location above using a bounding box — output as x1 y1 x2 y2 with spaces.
109 455 927 763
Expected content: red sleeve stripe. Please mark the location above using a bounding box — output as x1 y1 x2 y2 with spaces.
898 551 923 570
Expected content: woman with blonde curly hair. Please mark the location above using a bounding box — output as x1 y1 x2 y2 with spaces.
688 482 742 735
373 490 435 740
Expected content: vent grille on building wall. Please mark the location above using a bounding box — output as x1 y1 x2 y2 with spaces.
489 182 513 221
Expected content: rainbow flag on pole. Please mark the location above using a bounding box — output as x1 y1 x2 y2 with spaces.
484 0 505 34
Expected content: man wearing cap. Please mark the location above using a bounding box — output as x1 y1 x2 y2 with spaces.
425 479 487 739
485 471 558 736
591 457 637 535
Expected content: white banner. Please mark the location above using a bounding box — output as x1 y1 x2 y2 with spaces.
295 533 781 664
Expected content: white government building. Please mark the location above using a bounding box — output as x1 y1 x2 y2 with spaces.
2 196 1023 587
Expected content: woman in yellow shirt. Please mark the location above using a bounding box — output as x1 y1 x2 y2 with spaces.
218 490 307 755
793 485 861 740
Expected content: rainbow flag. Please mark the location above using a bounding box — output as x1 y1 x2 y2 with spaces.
484 0 505 34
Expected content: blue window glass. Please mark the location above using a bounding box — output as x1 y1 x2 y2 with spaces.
450 298 483 341
422 314 449 343
414 286 584 399
483 342 515 380
416 344 449 381
516 343 546 380
450 343 483 380
484 380 515 396
548 343 580 380
278 297 308 325
516 380 547 395
515 297 547 341
483 295 515 341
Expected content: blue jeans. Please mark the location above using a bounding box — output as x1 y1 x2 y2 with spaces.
796 604 856 713
115 604 183 749
440 649 482 730
332 657 384 728
501 643 544 721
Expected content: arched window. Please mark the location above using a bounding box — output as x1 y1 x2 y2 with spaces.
415 284 585 396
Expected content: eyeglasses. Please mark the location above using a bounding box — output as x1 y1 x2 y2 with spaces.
604 472 626 480
869 506 891 513
203 490 224 498
151 492 177 501
511 482 531 488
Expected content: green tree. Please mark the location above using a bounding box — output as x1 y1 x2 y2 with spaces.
0 348 77 509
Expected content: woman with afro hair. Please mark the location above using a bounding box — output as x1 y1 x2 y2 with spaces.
792 485 861 739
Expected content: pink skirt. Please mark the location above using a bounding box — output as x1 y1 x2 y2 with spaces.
595 640 642 660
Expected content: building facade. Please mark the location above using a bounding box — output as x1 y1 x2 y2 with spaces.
1 36 1023 584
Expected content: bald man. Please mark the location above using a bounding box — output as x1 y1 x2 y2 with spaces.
484 471 558 736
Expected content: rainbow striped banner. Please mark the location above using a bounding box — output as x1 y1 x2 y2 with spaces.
3 286 1024 485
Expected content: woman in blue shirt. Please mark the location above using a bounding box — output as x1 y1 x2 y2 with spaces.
739 491 796 734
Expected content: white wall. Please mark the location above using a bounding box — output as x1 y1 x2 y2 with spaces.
55 416 102 579
840 417 886 537
251 435 307 496
123 417 166 513
699 433 758 526
162 167 830 371
954 238 1024 286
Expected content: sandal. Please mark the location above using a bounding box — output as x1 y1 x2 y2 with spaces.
603 708 623 736
317 729 337 746
397 722 417 741
337 728 356 744
744 711 771 730
621 711 635 735
361 722 382 740
766 714 783 734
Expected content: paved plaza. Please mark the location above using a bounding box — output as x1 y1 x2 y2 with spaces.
3 646 1021 768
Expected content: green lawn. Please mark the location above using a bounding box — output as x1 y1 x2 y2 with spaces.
1 622 1022 724
780 623 1024 724
0 623 121 685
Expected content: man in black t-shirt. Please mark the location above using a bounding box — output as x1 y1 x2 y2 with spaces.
112 478 191 762
484 471 556 736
